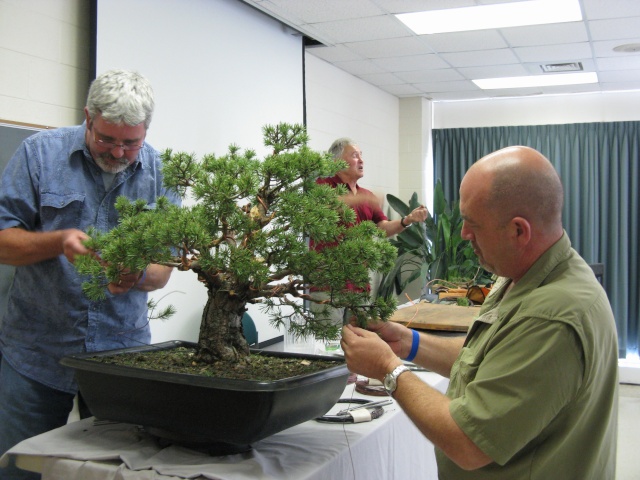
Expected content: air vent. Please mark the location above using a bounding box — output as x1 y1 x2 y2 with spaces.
540 62 583 73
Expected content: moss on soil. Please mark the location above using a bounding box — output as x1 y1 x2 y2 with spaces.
88 346 344 381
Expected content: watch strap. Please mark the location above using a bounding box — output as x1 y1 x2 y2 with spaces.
384 364 410 395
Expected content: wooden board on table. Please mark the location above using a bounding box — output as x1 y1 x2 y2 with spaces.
390 302 479 332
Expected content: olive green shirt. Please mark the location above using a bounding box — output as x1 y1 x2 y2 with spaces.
436 233 618 479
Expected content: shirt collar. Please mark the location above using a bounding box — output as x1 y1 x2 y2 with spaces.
330 174 360 191
476 231 571 324
506 231 571 298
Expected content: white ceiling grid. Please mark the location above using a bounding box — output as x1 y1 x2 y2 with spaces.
241 0 640 100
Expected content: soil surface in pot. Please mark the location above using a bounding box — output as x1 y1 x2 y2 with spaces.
88 346 343 381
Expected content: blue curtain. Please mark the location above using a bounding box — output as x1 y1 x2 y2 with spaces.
432 122 640 358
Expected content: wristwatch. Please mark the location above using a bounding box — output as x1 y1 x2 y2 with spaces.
383 365 410 396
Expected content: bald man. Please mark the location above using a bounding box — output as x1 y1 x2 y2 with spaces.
341 146 618 479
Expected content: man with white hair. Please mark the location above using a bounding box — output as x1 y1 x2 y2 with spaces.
311 138 428 346
0 70 180 480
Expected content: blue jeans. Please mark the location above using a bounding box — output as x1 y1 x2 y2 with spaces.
0 356 74 480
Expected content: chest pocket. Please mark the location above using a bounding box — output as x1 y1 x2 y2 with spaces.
41 192 86 230
448 309 500 398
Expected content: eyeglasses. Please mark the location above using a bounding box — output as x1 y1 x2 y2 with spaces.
92 131 144 151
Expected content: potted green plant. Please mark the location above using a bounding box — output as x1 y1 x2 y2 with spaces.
63 123 397 452
377 180 492 302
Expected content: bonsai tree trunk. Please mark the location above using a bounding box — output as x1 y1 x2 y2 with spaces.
196 288 250 364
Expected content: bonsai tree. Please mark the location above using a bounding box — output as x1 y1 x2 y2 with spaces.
377 180 492 300
75 123 397 364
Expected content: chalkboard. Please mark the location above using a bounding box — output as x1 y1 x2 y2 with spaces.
0 122 46 322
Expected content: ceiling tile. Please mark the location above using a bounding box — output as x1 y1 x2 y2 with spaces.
514 43 593 63
599 69 640 82
597 56 640 71
581 0 640 20
308 45 365 63
252 0 384 23
593 39 640 58
369 0 475 14
600 80 640 91
500 22 589 47
241 0 640 100
372 54 450 71
440 48 520 68
458 63 529 78
414 80 478 93
308 16 411 44
588 17 640 41
378 82 424 96
358 72 406 85
420 30 508 53
395 69 464 83
345 37 435 58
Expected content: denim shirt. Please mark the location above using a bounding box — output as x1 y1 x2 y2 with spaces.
0 124 181 393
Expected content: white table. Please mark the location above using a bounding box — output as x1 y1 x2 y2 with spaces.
1 372 448 480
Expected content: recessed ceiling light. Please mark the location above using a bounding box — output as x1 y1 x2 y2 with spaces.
473 72 598 90
396 0 582 35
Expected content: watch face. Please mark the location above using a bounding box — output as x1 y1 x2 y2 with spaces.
384 374 396 392
384 365 409 394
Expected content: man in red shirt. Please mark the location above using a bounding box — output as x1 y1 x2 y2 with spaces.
318 138 427 235
311 138 428 349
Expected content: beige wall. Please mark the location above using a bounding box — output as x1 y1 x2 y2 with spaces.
399 97 432 209
305 54 401 214
305 55 434 220
433 90 640 129
0 0 91 127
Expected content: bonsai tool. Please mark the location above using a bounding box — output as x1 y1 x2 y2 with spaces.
336 398 393 415
316 398 390 423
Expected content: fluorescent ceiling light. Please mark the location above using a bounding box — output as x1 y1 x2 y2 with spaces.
396 0 582 35
473 72 598 90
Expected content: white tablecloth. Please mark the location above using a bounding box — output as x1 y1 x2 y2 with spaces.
1 372 448 480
